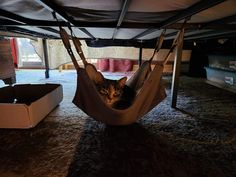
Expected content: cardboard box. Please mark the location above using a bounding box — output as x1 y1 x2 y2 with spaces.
0 84 63 129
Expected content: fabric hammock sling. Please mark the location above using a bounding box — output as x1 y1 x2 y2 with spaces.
59 24 185 125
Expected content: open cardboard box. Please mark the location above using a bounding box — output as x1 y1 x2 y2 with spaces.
0 84 63 129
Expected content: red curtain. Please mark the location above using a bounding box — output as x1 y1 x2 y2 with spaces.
97 59 134 72
10 38 18 68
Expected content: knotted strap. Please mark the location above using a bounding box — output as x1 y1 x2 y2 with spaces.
161 19 188 66
127 19 187 91
149 29 166 63
68 25 88 67
59 26 80 71
59 24 104 84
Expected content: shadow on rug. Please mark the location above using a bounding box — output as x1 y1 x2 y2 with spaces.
66 120 235 177
0 76 235 177
66 77 236 177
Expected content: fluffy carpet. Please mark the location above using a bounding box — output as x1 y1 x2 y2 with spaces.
0 71 236 177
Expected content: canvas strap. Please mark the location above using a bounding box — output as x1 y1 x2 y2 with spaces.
161 19 188 66
149 29 166 63
53 12 80 71
59 26 80 71
68 25 88 67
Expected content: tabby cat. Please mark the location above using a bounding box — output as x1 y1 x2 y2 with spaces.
94 76 136 109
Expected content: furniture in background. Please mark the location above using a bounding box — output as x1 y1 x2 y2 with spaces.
0 39 16 85
97 59 134 72
205 55 236 93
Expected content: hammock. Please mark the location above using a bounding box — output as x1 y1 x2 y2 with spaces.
59 25 185 125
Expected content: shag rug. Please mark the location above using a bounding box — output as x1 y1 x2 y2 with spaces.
0 74 236 177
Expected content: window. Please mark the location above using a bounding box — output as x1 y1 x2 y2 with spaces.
17 38 43 68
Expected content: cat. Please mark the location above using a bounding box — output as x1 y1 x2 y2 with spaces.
94 75 136 109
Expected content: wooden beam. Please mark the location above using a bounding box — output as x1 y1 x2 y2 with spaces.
171 29 184 108
42 39 50 78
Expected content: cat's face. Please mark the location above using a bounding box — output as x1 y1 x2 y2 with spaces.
95 77 127 106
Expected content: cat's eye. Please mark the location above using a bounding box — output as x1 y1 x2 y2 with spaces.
100 89 108 95
114 91 120 97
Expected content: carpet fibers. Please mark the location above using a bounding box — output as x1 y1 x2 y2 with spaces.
0 71 236 177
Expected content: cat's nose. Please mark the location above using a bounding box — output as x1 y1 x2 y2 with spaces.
107 97 113 101
107 99 112 104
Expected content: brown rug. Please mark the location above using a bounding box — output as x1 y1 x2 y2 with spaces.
0 76 236 177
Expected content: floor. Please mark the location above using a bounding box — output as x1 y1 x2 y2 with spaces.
0 69 236 177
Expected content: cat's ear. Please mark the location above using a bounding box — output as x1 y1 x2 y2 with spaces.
118 77 127 88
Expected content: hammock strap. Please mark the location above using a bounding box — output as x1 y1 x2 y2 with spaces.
59 26 80 71
161 19 187 66
53 12 80 71
68 25 88 67
149 29 166 63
